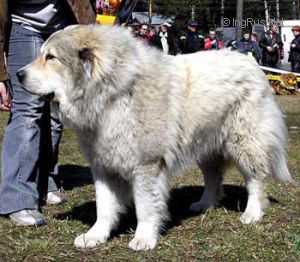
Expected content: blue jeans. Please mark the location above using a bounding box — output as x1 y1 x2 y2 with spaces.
0 23 63 214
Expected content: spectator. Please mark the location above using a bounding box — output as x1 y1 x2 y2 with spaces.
127 23 140 37
251 32 259 44
180 20 205 54
259 24 283 68
235 32 262 63
204 30 224 50
288 25 300 73
226 39 237 50
0 0 95 226
152 23 179 55
136 23 151 43
148 26 157 43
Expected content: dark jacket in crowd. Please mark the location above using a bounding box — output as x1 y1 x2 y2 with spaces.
235 38 262 62
180 30 205 54
259 31 283 67
152 30 179 55
289 34 300 72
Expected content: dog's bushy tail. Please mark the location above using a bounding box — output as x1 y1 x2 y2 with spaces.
261 96 295 184
226 90 296 185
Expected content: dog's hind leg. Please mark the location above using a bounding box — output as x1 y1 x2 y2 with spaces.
128 163 169 251
74 166 131 249
227 94 292 224
239 176 269 224
190 157 225 212
227 138 270 224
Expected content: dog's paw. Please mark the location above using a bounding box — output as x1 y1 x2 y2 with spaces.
74 233 108 249
128 236 157 251
240 211 264 224
189 200 215 213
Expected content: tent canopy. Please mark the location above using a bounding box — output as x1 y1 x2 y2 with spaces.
131 12 173 25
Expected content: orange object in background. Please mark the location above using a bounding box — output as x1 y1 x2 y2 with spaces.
96 0 122 25
109 0 122 10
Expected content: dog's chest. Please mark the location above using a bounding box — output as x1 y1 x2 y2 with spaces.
96 105 139 175
99 129 138 174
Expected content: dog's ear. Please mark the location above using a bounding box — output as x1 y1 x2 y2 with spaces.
79 48 93 79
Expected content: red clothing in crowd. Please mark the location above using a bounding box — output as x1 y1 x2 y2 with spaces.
204 37 224 50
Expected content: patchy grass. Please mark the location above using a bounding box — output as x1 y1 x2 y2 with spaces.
0 95 299 262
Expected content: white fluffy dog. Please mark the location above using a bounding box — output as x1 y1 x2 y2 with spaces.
17 25 293 251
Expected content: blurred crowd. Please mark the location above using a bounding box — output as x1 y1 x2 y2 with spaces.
128 20 300 74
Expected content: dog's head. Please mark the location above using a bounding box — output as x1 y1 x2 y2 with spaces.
17 25 136 104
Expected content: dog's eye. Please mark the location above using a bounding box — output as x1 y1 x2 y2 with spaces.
45 54 56 61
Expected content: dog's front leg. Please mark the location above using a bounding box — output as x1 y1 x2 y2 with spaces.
74 170 128 249
129 164 169 251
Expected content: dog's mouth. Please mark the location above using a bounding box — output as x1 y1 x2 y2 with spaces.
21 85 55 102
44 92 55 102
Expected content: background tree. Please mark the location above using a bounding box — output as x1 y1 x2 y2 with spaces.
236 0 244 39
134 0 299 33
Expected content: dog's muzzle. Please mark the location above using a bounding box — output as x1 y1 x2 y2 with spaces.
17 69 55 101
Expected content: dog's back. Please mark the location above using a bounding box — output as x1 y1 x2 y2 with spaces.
174 50 290 175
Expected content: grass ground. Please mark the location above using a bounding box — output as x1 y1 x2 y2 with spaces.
0 96 299 262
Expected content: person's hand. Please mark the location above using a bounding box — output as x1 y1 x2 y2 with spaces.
0 82 11 111
267 46 273 52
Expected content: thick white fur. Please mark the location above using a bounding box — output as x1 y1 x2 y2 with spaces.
19 25 293 251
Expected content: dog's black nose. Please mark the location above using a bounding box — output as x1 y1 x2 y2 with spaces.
16 70 26 84
44 92 55 101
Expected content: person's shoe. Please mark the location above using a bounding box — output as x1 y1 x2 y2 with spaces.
46 191 66 205
9 209 46 226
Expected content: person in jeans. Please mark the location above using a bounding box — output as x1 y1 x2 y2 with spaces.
0 0 95 226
